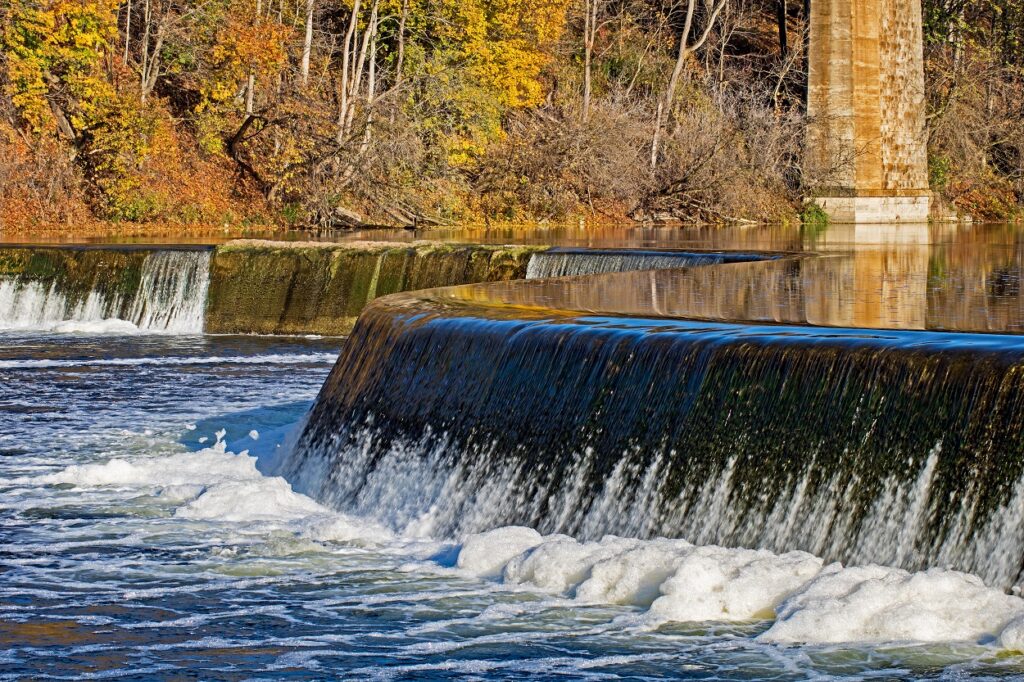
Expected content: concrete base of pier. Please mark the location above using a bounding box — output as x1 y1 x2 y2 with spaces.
813 195 931 224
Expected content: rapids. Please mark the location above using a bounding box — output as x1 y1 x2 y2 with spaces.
7 236 1024 679
2 329 1024 679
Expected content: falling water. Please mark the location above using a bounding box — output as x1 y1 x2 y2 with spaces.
126 251 211 332
285 304 1024 590
525 249 760 279
0 249 210 333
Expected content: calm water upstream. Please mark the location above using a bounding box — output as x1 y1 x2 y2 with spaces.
2 329 1024 680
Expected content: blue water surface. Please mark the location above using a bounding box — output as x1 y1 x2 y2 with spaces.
2 330 1024 680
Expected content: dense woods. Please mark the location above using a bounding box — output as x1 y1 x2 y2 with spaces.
0 0 1021 229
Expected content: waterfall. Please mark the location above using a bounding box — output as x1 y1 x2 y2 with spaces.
0 249 210 333
127 251 211 333
525 249 761 279
285 303 1024 590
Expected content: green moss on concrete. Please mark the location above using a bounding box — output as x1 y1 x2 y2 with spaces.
205 240 547 335
0 247 152 316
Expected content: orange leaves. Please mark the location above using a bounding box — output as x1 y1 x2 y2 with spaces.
207 12 288 97
2 0 119 133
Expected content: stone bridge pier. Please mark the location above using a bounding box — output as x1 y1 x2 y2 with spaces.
806 0 931 223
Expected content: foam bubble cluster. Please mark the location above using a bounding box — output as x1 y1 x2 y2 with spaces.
40 438 1024 649
456 527 1024 647
40 435 393 546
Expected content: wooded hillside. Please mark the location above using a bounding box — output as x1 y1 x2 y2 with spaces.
1 0 1021 229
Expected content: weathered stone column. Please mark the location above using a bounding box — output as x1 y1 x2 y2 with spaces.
806 0 930 222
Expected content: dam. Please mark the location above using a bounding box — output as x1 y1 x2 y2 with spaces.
5 224 1024 678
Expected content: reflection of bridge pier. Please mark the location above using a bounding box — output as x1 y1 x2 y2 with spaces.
806 0 930 222
805 223 930 329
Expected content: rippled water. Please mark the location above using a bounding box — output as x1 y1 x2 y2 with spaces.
4 331 1024 680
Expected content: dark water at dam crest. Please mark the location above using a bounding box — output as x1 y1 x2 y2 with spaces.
287 298 1024 590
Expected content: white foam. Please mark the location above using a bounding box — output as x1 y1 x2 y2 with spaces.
504 535 644 594
576 538 694 606
0 353 338 370
49 319 142 334
36 427 1024 649
457 526 543 578
761 564 1024 644
455 526 1024 647
647 546 823 622
39 440 260 488
998 615 1024 651
40 434 391 546
175 477 325 522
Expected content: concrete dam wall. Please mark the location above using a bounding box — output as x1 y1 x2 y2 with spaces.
282 254 1024 591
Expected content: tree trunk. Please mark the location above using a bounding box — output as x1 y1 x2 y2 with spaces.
389 0 408 123
649 0 727 168
776 0 788 57
395 0 408 87
344 0 377 134
581 0 597 122
124 0 132 63
140 0 150 99
336 0 361 144
300 0 314 85
245 0 263 115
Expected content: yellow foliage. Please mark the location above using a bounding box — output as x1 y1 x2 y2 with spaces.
195 3 289 153
2 0 119 133
206 12 288 103
430 0 569 109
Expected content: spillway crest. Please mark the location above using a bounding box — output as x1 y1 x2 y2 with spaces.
525 249 760 279
286 301 1024 590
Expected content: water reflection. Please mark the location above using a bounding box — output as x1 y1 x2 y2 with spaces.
430 224 1024 333
6 222 1024 333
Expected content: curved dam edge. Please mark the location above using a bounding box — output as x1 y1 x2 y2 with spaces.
288 258 1024 589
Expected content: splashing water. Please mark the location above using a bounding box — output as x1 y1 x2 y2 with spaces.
0 249 210 333
525 249 760 279
4 330 1024 679
288 307 1024 590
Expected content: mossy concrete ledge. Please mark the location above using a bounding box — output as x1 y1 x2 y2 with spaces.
205 239 547 335
0 246 162 317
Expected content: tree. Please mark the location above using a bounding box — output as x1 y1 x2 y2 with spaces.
650 0 729 168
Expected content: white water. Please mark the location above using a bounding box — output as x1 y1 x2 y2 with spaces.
33 437 1024 650
7 332 1024 678
525 251 723 279
0 250 210 333
289 423 1024 590
456 527 1024 646
0 352 338 370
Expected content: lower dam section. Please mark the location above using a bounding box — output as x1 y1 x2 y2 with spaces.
7 228 1024 590
283 238 1024 592
0 241 748 334
0 241 541 334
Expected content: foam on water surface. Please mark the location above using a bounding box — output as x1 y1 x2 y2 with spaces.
454 527 1024 646
0 352 338 370
6 330 1024 679
33 403 1024 653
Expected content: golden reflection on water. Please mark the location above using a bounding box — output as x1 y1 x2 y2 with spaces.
0 619 97 647
437 223 1024 333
